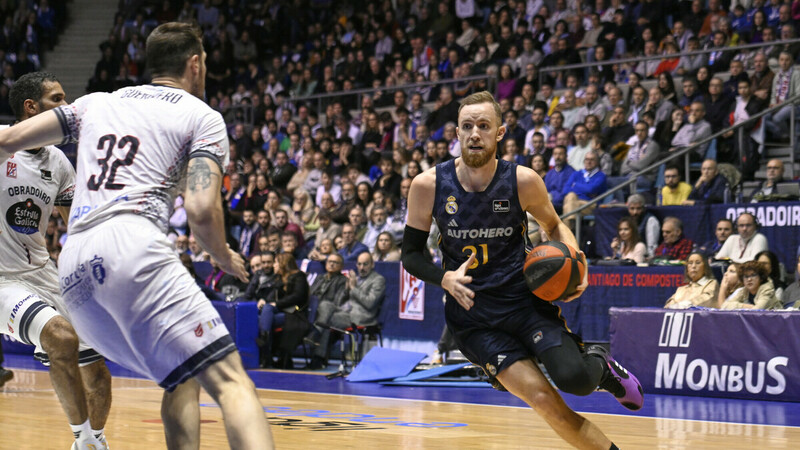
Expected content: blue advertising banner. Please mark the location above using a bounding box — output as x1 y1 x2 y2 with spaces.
595 201 800 269
557 266 684 342
610 307 800 402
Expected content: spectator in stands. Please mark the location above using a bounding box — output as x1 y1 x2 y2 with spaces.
684 159 728 205
315 169 341 208
658 73 678 105
330 181 358 225
238 209 260 257
697 218 734 258
721 260 782 310
626 86 648 125
265 253 310 368
308 238 336 262
756 250 786 301
669 102 710 161
707 31 734 75
376 156 402 199
724 79 765 180
308 251 385 370
781 255 800 307
750 52 774 102
717 263 744 307
704 77 734 135
562 150 607 230
750 159 786 201
575 84 605 125
722 61 748 100
715 212 769 263
603 105 635 150
610 121 659 202
607 216 646 263
372 230 401 262
531 153 548 179
544 146 575 213
339 223 369 262
363 206 392 253
523 104 552 155
676 37 705 76
759 52 800 151
188 234 208 262
626 194 660 258
347 205 368 242
664 252 720 309
645 86 674 126
566 124 592 171
653 216 694 261
273 209 305 248
426 85 459 135
290 188 318 238
660 165 692 205
270 151 296 197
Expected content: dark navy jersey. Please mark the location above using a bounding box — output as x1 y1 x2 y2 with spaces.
433 159 530 291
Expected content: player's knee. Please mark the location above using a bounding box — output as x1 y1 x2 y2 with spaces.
547 363 596 397
41 316 79 362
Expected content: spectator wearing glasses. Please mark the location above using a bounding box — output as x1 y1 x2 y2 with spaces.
750 159 786 201
715 212 768 263
652 217 694 262
659 165 692 205
721 260 781 310
664 252 720 309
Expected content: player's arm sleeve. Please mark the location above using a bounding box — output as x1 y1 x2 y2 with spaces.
189 110 229 172
54 98 90 144
401 225 446 286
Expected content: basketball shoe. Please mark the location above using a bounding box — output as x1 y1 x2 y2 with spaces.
0 367 13 387
586 345 644 411
70 433 106 450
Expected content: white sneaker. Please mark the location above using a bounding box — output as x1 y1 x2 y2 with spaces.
70 434 105 450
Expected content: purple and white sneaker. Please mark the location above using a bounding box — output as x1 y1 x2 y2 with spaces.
586 345 644 411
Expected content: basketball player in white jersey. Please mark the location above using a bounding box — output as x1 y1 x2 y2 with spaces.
0 72 112 450
0 23 272 448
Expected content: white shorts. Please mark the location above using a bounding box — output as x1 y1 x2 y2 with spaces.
58 215 235 391
0 261 103 367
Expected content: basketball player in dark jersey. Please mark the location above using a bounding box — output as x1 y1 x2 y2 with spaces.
402 91 643 450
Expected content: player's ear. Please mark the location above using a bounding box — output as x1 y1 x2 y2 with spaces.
23 98 38 117
496 124 506 142
189 53 200 75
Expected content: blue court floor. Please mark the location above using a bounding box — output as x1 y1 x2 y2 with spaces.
5 352 800 428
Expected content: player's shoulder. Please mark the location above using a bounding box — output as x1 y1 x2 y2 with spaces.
515 164 542 186
410 166 436 191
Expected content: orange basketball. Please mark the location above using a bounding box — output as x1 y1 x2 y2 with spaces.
523 241 586 301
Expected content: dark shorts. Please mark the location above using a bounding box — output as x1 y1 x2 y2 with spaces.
445 279 581 378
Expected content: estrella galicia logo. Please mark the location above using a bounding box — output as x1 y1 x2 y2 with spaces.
658 312 694 348
6 198 41 234
90 255 106 285
493 199 510 213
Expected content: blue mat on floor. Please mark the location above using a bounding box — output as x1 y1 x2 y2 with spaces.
346 347 426 382
391 363 474 382
380 381 492 388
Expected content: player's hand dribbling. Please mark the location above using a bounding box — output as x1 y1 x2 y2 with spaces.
221 249 249 283
563 251 588 303
442 253 476 310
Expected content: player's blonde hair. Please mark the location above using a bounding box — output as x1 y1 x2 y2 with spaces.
458 91 502 125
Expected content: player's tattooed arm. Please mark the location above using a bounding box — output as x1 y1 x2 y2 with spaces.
186 157 219 192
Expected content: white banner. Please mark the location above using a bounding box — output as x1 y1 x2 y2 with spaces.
399 266 425 321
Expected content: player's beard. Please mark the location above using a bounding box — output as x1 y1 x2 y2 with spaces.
462 144 495 168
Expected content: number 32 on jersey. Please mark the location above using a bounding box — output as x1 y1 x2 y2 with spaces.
87 134 140 190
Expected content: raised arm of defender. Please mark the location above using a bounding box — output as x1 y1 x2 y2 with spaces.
0 110 65 164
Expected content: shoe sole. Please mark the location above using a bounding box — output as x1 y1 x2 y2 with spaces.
0 370 13 387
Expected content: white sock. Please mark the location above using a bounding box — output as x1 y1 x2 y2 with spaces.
92 428 105 440
69 419 91 442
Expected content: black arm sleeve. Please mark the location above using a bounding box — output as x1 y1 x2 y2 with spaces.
401 225 446 286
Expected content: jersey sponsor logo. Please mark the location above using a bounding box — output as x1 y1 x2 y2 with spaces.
40 169 52 181
659 312 694 348
6 162 16 178
194 323 204 337
445 195 458 214
6 198 42 234
9 294 35 325
7 185 52 205
493 199 510 213
447 219 458 227
445 226 514 239
532 331 543 344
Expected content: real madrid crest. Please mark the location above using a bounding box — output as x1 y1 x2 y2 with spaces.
485 363 497 376
445 195 458 214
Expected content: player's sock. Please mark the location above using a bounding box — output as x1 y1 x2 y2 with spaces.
69 420 91 442
93 428 109 449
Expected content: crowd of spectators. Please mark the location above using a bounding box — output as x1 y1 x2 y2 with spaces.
0 0 69 117
76 0 800 363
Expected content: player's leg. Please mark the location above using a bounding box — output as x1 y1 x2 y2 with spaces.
79 360 112 437
0 339 12 387
39 315 88 424
495 358 613 450
193 352 274 449
161 378 201 449
538 332 605 397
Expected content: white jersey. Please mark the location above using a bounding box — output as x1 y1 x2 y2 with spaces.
54 84 229 234
0 138 74 274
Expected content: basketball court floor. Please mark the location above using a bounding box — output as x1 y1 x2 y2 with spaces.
2 352 799 449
